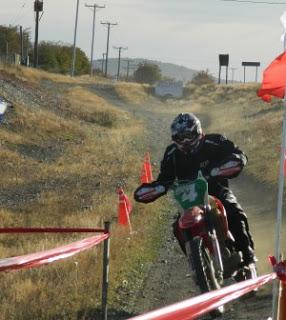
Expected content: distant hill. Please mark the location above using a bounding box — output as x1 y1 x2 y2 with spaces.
93 58 198 83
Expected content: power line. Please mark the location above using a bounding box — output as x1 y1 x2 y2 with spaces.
220 0 286 4
11 2 29 25
71 0 80 76
123 60 137 80
85 3 105 76
101 52 106 73
33 0 43 68
113 46 128 80
101 21 118 77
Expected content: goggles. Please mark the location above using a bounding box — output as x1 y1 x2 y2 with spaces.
172 131 199 143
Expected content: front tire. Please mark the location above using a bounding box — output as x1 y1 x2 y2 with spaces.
186 236 224 318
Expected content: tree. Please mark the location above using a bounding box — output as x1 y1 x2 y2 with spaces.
37 41 90 75
0 25 31 59
191 70 215 85
0 25 89 74
134 63 162 84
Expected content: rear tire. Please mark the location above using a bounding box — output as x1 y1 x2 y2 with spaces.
186 236 224 318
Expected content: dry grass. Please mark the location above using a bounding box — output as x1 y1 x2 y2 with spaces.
0 63 109 85
63 86 129 127
185 83 284 185
114 82 150 105
0 66 164 319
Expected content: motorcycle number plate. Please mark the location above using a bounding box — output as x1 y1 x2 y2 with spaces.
173 178 208 210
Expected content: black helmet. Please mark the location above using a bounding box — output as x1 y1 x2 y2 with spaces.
171 113 203 153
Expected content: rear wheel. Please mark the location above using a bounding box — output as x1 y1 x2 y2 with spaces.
186 236 224 318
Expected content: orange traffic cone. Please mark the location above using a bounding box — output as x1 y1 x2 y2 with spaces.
145 152 153 182
117 187 133 231
140 152 153 183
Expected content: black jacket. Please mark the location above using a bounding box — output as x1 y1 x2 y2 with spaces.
157 134 247 194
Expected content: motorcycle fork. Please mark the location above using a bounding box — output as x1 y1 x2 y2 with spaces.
204 206 224 282
182 229 196 270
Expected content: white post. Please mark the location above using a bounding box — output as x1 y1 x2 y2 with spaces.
272 94 286 320
272 31 286 320
90 5 96 76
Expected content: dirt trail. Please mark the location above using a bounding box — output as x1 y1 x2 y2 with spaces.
89 87 279 320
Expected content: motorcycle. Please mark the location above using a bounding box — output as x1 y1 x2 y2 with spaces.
135 171 248 318
171 172 246 317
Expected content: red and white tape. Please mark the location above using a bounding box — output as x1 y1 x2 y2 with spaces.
128 273 276 320
0 233 109 272
0 227 106 233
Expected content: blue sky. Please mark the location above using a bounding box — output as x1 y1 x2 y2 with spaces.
1 0 286 81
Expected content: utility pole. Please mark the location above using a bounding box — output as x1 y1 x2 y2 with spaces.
124 61 137 80
125 59 131 80
33 0 43 68
5 41 9 64
113 46 128 80
100 21 118 77
101 53 106 73
24 28 31 66
20 26 24 64
71 0 80 76
85 3 105 76
230 67 237 83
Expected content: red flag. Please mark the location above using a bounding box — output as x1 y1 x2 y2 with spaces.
257 51 286 102
117 187 133 226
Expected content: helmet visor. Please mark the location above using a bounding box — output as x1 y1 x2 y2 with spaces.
172 131 202 153
172 130 199 144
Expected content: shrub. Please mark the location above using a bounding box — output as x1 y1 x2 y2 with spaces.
191 70 215 85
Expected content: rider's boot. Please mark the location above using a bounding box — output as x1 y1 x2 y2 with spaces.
234 246 258 283
242 246 258 269
244 262 258 280
242 247 257 279
243 247 258 278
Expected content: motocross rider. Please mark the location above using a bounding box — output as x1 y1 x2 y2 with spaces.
134 113 257 279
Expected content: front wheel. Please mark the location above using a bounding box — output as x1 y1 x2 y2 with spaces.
185 236 224 318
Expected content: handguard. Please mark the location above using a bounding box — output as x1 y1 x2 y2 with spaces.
134 182 166 203
210 160 242 179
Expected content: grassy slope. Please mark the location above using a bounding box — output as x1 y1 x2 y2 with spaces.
0 65 163 320
184 83 284 185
